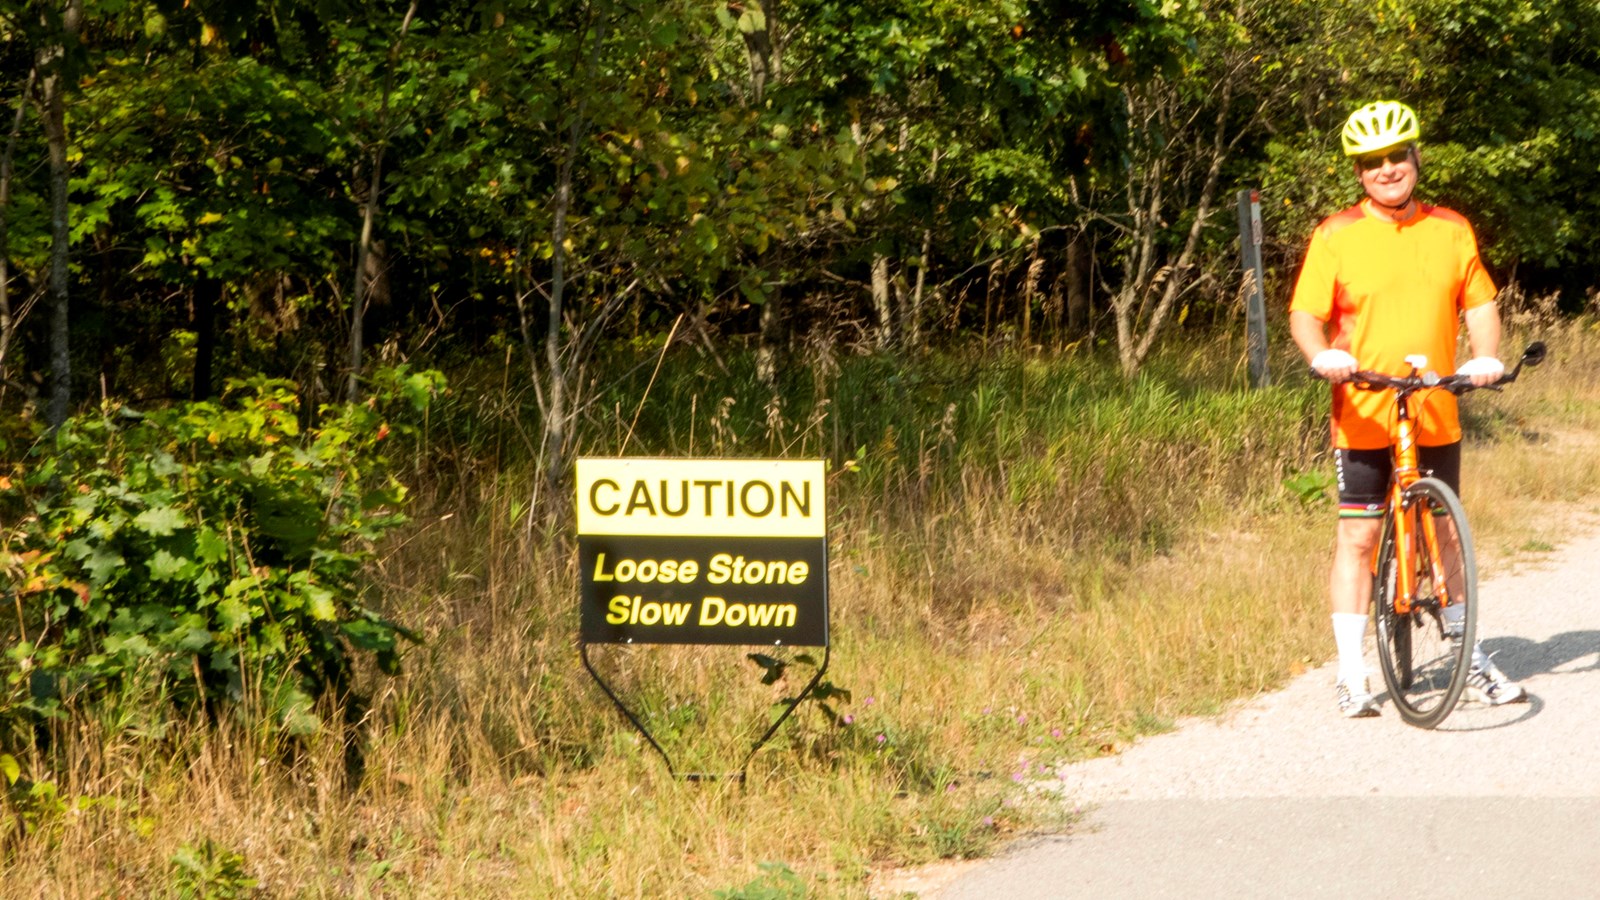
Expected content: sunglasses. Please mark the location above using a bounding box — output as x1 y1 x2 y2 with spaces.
1357 147 1413 171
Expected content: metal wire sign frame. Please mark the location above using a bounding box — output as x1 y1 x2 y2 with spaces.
575 458 830 780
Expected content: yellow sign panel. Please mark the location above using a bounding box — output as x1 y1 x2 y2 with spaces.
576 458 826 538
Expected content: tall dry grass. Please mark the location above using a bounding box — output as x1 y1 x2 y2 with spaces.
6 318 1599 897
1462 318 1600 560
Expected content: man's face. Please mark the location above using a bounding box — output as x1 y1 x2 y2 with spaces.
1354 144 1418 208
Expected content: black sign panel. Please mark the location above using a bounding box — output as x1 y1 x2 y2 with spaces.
579 535 828 646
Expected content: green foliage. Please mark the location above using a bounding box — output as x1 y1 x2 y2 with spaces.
783 0 1202 271
712 861 808 900
0 367 442 736
1246 0 1600 290
1403 0 1600 276
389 0 871 325
3 0 1598 424
170 838 258 899
1282 469 1336 508
748 652 852 726
0 752 97 847
74 53 349 281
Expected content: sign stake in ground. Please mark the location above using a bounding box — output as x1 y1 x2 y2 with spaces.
575 458 830 780
1237 188 1270 388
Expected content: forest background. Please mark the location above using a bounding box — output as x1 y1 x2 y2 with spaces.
2 0 1600 895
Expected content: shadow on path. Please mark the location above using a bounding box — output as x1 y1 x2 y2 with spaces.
1401 630 1600 732
1481 630 1600 680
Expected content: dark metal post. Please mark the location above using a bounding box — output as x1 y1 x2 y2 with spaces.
1237 189 1269 388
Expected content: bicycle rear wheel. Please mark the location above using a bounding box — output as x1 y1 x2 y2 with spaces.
1372 477 1477 728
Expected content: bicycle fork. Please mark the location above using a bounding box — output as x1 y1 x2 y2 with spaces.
1381 486 1454 617
1378 388 1455 618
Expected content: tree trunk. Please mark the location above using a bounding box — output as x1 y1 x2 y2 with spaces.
38 2 82 429
908 146 937 352
871 254 892 350
847 117 896 352
1128 78 1237 370
909 226 931 350
533 11 612 526
1113 284 1139 377
192 278 221 400
347 156 380 399
1022 240 1044 349
755 284 783 387
1106 66 1243 378
742 0 784 380
736 0 777 105
346 0 417 401
543 164 572 508
1065 229 1090 338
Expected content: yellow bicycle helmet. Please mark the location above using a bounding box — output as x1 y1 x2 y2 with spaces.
1340 101 1420 157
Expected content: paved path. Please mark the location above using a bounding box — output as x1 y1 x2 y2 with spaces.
937 523 1600 898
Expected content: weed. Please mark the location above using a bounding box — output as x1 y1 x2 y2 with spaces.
170 838 257 898
712 861 808 900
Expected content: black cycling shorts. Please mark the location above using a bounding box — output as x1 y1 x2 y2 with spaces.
1334 442 1461 519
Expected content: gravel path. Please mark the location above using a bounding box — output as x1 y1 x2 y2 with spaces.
929 518 1600 898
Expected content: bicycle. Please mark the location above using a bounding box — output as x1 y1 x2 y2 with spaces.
1331 341 1546 728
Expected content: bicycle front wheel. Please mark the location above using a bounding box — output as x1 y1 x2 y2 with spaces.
1372 518 1412 691
1372 477 1477 728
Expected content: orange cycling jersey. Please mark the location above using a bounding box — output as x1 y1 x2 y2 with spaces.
1290 200 1498 450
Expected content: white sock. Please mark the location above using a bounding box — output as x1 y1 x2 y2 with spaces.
1443 603 1465 630
1472 641 1490 671
1439 606 1489 668
1332 613 1369 684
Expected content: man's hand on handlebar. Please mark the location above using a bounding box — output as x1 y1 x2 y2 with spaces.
1454 356 1505 388
1311 348 1359 383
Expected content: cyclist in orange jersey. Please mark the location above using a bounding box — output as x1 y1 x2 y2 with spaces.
1289 100 1526 718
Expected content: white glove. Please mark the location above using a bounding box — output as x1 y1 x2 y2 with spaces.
1455 356 1505 382
1311 348 1358 376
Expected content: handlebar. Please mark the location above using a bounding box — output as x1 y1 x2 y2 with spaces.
1308 341 1547 396
1343 370 1485 397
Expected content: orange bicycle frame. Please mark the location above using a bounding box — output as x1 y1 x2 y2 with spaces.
1379 390 1453 616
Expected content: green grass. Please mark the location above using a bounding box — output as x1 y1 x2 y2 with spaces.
7 319 1600 896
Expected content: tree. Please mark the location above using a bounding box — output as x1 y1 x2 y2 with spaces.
391 0 869 513
34 0 82 427
1092 1 1262 378
345 1 419 401
1401 0 1600 287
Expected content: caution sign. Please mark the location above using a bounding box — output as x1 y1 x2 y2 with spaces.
577 458 828 646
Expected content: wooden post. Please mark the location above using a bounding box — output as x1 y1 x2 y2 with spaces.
1237 189 1269 388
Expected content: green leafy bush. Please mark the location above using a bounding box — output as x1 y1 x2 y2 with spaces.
0 368 442 737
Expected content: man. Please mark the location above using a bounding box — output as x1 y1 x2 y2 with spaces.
1289 100 1526 718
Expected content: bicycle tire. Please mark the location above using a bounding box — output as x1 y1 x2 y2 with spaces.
1372 476 1477 728
1372 518 1413 690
